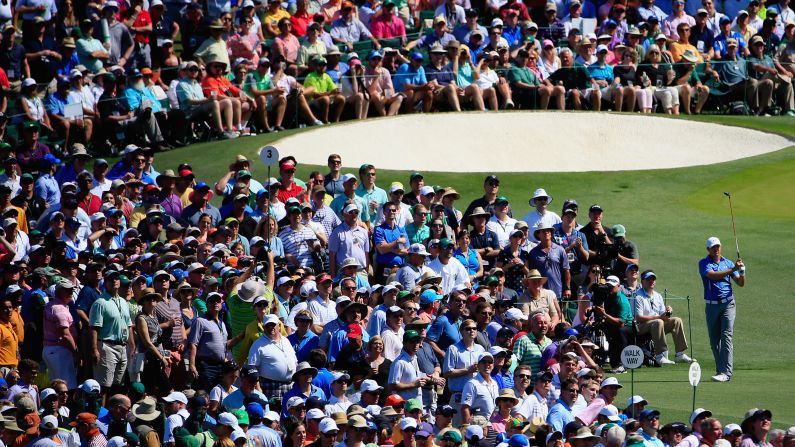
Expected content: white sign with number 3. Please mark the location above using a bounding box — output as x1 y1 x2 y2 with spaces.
259 146 280 166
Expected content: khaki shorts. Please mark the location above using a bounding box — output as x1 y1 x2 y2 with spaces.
93 340 128 388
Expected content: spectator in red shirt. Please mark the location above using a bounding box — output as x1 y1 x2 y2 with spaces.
291 0 314 37
499 0 531 21
276 158 306 203
122 0 154 67
201 60 257 135
370 1 408 45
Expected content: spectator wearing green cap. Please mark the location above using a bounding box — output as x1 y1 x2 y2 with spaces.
388 329 426 401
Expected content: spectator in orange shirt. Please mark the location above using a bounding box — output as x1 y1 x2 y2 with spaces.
201 60 257 136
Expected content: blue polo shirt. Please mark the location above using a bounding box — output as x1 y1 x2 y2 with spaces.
394 63 427 93
287 330 319 364
426 313 462 353
698 256 738 301
425 64 455 86
587 63 615 83
713 32 746 57
373 222 408 267
281 383 326 419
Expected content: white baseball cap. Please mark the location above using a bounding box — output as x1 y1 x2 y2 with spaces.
420 186 435 196
706 237 721 249
627 395 648 407
107 437 126 447
505 308 526 321
600 377 623 389
163 391 188 405
400 417 418 431
306 409 326 421
79 379 101 394
319 418 339 434
599 405 621 422
605 275 620 287
465 424 484 440
360 379 384 393
341 173 357 183
690 408 712 424
343 203 360 214
286 396 306 409
300 281 318 297
218 412 240 427
723 424 742 435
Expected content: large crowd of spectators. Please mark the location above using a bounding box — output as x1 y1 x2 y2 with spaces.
0 138 779 447
0 0 795 156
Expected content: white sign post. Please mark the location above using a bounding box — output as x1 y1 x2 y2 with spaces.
621 344 644 418
621 345 644 370
689 361 701 413
259 145 280 166
258 145 280 245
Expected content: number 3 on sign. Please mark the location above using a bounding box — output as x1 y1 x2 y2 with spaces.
259 145 280 167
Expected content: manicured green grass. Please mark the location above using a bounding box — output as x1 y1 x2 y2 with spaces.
150 114 795 427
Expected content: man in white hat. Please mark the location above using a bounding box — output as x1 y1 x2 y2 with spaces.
521 188 561 242
248 314 298 401
328 202 370 277
396 243 432 290
698 236 744 382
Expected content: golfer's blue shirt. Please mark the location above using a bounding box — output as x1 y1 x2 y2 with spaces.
699 256 739 301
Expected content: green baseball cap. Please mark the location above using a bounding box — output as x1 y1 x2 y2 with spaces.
438 238 455 249
403 329 422 342
236 169 252 179
612 224 626 237
20 173 34 183
437 429 463 444
118 275 131 286
22 121 40 131
404 398 423 412
410 171 423 181
484 275 500 286
495 196 510 206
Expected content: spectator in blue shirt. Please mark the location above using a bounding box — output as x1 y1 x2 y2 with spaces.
547 377 579 432
46 77 93 149
373 202 409 282
393 52 434 113
34 155 60 207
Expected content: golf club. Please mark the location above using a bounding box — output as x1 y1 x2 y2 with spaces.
724 192 740 259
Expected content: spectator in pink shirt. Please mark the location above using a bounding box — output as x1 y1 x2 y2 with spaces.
370 1 408 45
272 19 301 74
576 376 622 426
42 280 79 389
364 50 403 116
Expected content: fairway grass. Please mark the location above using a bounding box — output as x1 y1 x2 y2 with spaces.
150 114 795 425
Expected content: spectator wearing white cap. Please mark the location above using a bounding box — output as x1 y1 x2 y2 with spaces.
576 377 622 425
679 408 712 447
461 351 499 425
248 314 298 400
698 236 744 382
162 391 190 445
521 189 562 242
330 174 371 225
396 243 432 291
88 273 134 396
325 371 353 414
187 292 230 392
280 203 321 269
381 305 405 361
328 200 371 278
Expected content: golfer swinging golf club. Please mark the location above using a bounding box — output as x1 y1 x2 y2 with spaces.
698 236 745 383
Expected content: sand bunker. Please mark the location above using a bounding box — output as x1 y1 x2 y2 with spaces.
272 112 792 172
